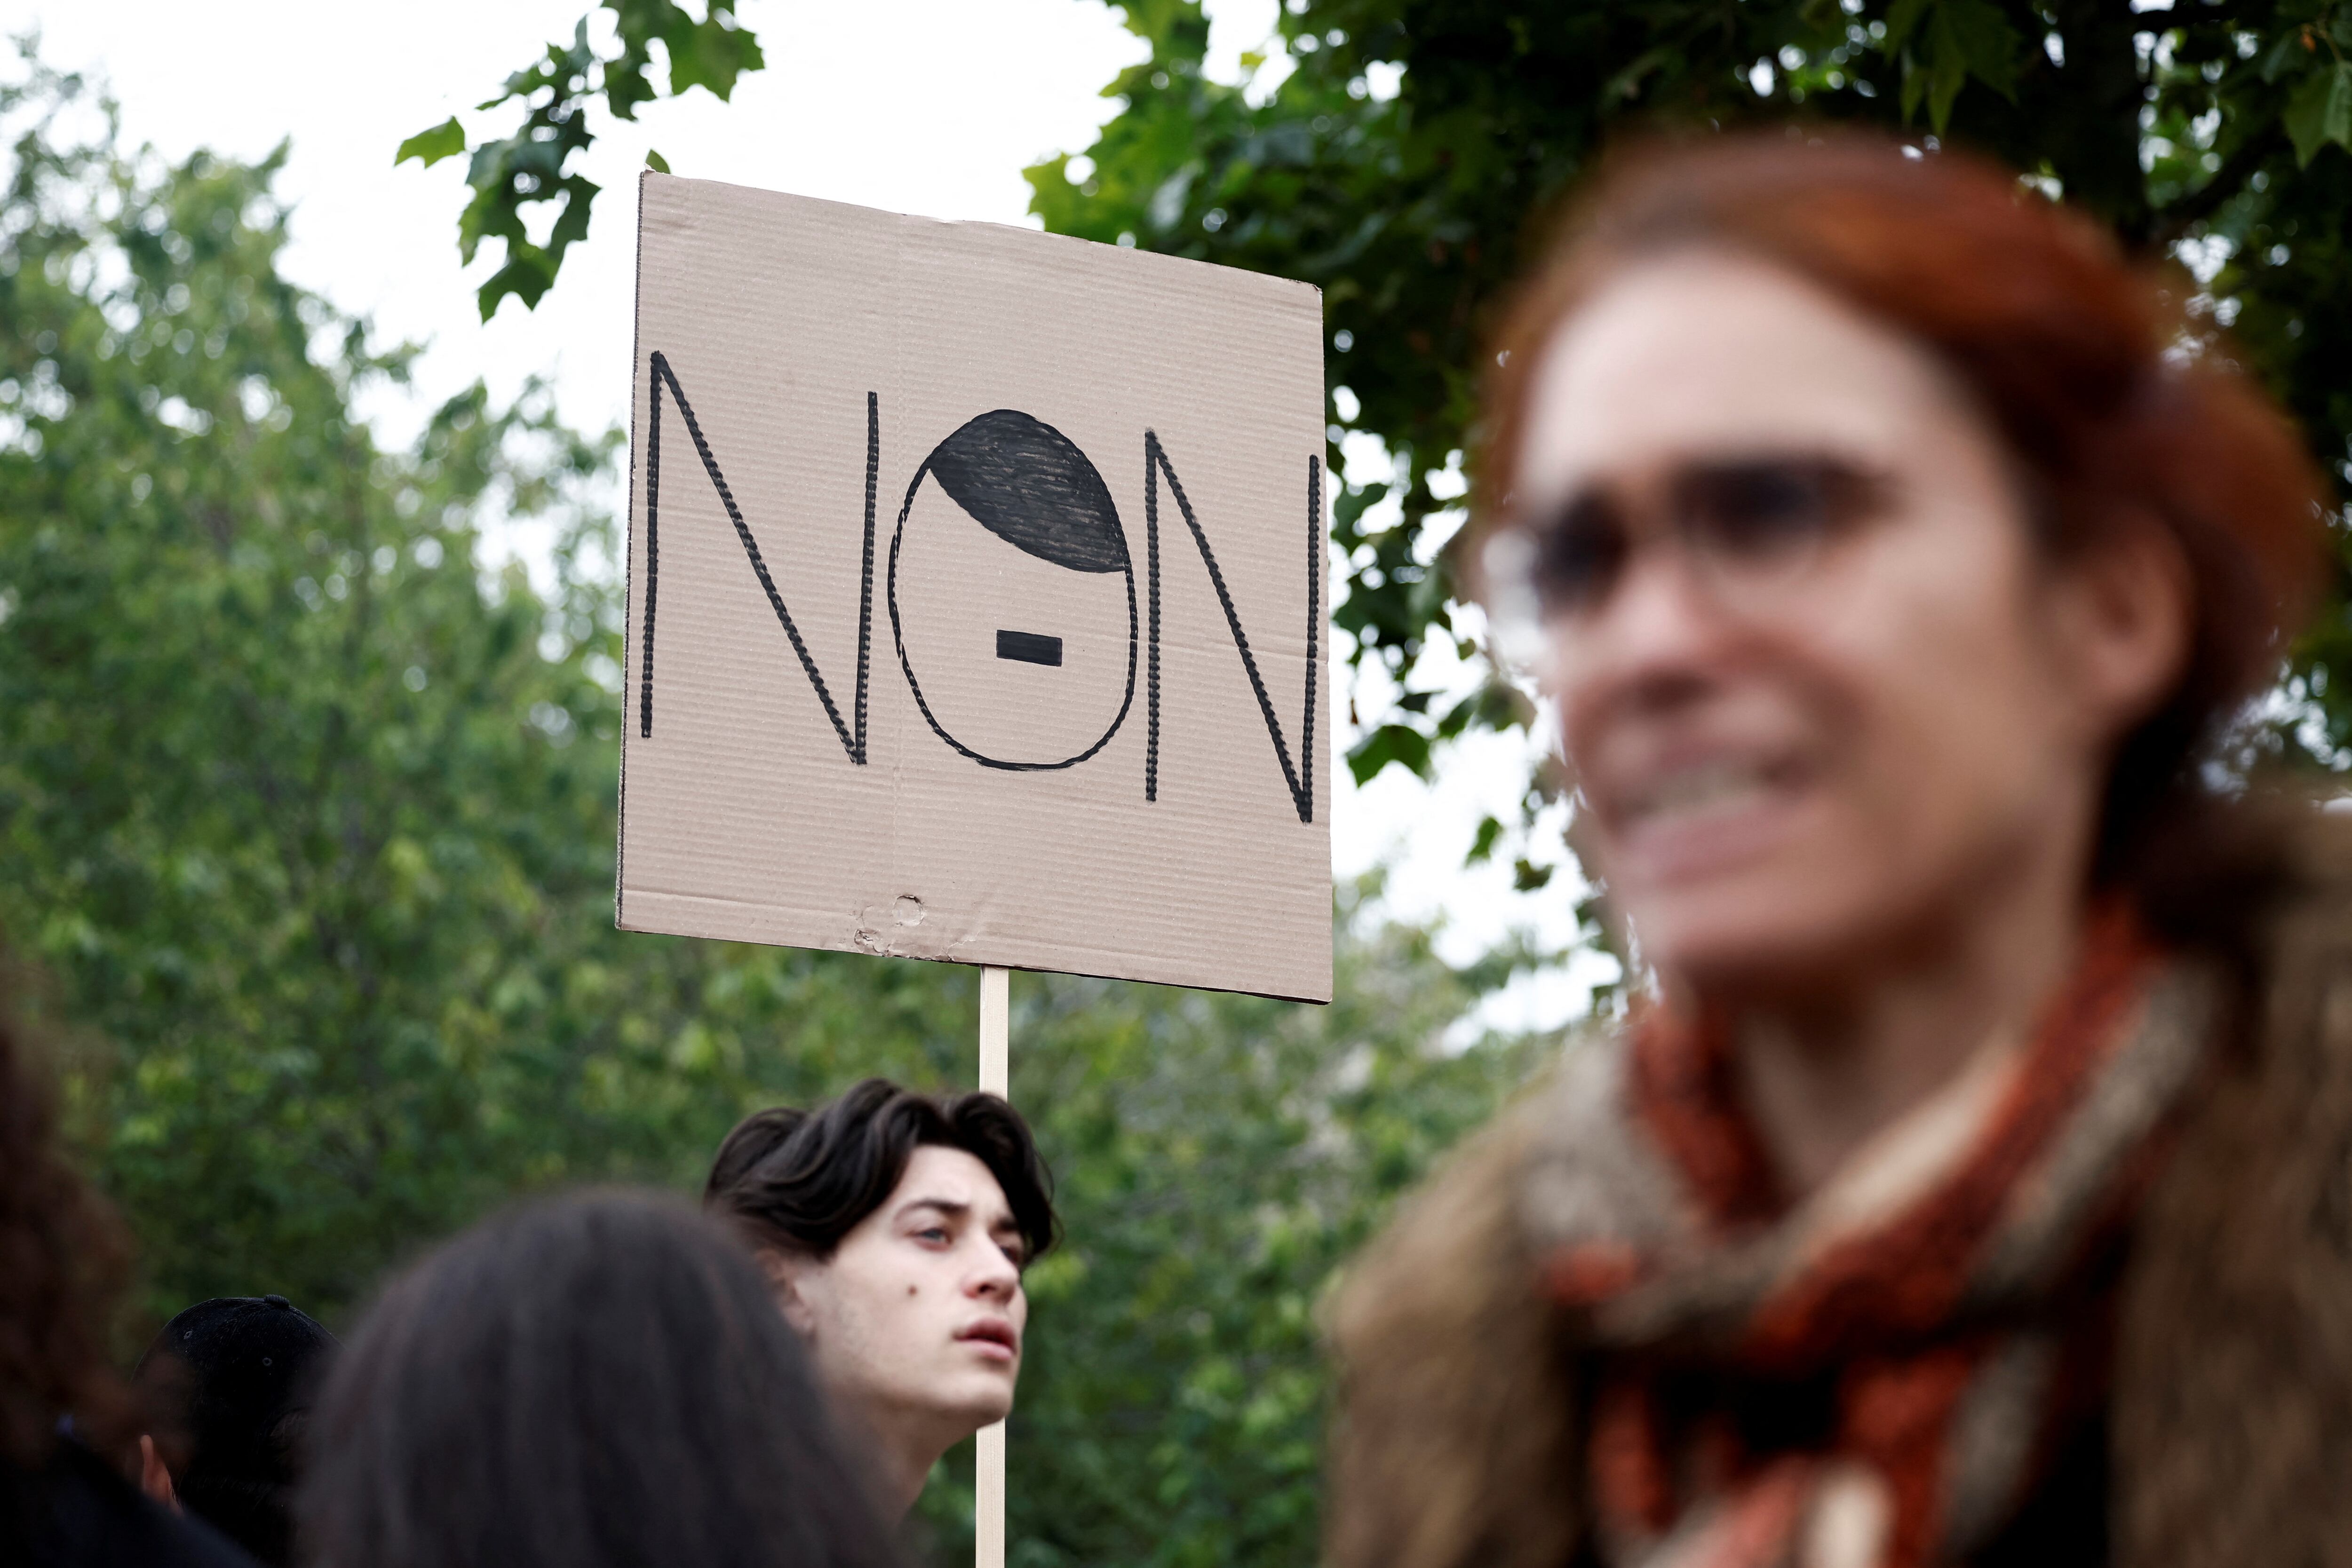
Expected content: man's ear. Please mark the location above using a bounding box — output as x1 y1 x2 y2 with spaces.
758 1246 822 1339
138 1433 179 1512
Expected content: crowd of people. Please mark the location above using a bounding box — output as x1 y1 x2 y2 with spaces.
6 126 2349 1568
6 1016 1049 1567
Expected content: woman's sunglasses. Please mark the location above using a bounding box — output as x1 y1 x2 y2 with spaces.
1512 455 1893 624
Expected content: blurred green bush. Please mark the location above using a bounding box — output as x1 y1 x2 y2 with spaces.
0 56 1557 1567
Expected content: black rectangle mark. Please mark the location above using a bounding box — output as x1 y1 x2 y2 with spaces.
996 630 1063 666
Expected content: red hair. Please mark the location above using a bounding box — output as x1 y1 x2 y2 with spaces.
0 950 136 1468
1476 130 2331 941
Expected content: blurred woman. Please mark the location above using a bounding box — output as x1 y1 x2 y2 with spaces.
1327 134 2346 1568
0 950 251 1566
300 1189 901 1568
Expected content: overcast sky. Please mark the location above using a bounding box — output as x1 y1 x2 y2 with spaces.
8 0 1607 1031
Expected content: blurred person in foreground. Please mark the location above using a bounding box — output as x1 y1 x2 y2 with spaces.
1327 131 2344 1568
133 1295 336 1566
704 1079 1058 1519
0 959 251 1566
299 1188 900 1568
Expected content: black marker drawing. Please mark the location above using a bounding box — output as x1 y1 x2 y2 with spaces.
997 631 1064 666
1142 433 1319 824
889 409 1139 771
636 352 1319 822
640 351 875 763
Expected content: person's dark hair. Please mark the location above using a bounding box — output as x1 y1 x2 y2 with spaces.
135 1295 336 1566
298 1188 902 1568
0 943 135 1470
704 1079 1058 1265
1474 129 2330 958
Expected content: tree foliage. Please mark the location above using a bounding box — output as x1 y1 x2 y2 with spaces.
1028 0 2352 854
6 56 1549 1565
397 0 762 319
407 0 2352 874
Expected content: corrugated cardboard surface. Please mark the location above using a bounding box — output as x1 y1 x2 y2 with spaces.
620 173 1332 1003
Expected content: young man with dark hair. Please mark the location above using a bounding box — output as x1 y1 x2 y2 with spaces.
703 1078 1057 1519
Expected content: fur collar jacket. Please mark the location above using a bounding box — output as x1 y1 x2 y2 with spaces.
1326 810 2352 1568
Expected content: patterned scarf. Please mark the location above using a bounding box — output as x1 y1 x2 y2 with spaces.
1521 911 2216 1568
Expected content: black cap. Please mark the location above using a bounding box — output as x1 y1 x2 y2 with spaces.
136 1296 337 1567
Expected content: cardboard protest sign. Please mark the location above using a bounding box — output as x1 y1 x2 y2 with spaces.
618 174 1332 1003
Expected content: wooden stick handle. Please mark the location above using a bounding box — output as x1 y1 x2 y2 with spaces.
976 1420 1006 1568
979 966 1008 1098
977 965 1009 1568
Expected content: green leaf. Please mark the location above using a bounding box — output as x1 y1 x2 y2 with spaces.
1332 481 1390 536
1604 46 1674 104
1883 0 1931 53
546 174 600 253
427 8 766 309
1347 722 1432 785
477 253 556 320
605 0 765 116
1466 815 1504 863
669 8 764 100
1899 0 2021 131
1887 0 2019 130
2284 61 2352 166
1940 0 2020 102
1899 46 1930 123
395 117 467 167
2260 27 2312 84
1927 41 1970 132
